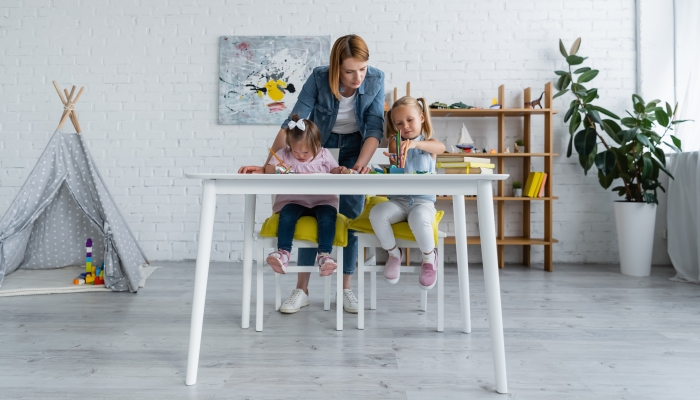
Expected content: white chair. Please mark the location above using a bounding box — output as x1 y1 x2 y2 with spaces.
356 232 447 331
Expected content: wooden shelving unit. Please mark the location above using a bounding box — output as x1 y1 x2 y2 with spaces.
394 82 558 271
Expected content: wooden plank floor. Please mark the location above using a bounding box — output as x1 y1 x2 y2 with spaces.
1 262 699 399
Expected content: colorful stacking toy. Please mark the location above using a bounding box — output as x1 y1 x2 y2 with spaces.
73 238 104 285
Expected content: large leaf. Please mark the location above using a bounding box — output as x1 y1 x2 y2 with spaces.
555 70 568 76
672 119 693 124
587 110 603 126
634 101 646 114
569 111 581 135
577 69 599 83
574 67 591 74
632 94 645 106
595 150 616 176
567 133 574 157
598 169 615 189
589 105 620 119
564 103 578 123
570 37 581 55
636 133 652 148
579 150 596 174
601 119 622 144
655 109 669 127
566 55 586 65
574 127 597 156
641 154 653 181
666 102 673 117
664 141 681 153
621 117 637 128
654 146 666 166
555 74 565 91
622 128 637 142
582 89 598 104
559 39 568 58
672 135 682 151
651 157 674 179
553 89 569 99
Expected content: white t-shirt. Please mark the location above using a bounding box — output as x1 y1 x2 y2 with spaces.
332 91 360 134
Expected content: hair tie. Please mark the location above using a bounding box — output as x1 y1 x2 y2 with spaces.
288 119 306 131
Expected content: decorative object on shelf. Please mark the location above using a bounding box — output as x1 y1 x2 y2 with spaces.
504 146 510 153
482 148 487 153
489 97 501 109
555 37 689 277
489 148 497 154
218 36 331 125
526 92 544 109
455 124 474 152
512 181 522 197
429 101 449 109
449 102 475 109
514 139 524 153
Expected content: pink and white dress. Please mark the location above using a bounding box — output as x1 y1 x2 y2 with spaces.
268 148 340 213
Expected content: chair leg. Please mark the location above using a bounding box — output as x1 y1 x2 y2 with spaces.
336 247 343 331
370 271 377 310
275 272 281 311
256 243 264 332
324 275 331 311
420 290 428 312
437 238 444 332
358 244 364 330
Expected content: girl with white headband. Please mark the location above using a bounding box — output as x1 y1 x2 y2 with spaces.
264 115 350 313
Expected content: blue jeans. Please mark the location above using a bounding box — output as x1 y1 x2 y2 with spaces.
277 204 337 254
298 132 364 274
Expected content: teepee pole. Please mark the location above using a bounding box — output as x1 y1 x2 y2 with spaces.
53 81 84 133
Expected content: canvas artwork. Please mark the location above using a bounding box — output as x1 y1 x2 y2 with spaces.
219 36 331 125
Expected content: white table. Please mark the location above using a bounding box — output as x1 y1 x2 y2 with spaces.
183 173 510 393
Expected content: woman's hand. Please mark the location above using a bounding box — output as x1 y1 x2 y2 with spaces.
238 165 265 174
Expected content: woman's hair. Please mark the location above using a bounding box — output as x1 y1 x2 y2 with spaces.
285 114 322 160
385 96 434 140
329 35 369 100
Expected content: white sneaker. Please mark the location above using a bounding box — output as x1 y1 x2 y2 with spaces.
279 288 309 314
342 289 358 314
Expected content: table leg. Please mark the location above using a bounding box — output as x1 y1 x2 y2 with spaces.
477 180 508 394
186 180 217 386
452 195 472 334
241 194 256 329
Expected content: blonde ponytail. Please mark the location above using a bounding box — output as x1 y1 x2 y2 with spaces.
384 96 433 139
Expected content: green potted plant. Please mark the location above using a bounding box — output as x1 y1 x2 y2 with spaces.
512 181 522 197
514 139 525 153
554 37 690 277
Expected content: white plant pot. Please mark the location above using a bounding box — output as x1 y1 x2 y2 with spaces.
614 201 657 277
513 188 522 197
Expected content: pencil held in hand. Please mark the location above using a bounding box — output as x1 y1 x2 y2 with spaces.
269 148 289 170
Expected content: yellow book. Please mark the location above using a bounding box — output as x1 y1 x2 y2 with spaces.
528 172 544 197
523 172 536 197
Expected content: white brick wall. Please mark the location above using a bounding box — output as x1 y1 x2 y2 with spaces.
0 0 642 265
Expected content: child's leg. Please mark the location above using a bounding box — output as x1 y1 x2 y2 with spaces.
268 204 310 274
407 202 439 290
313 205 338 276
369 200 409 283
369 200 408 252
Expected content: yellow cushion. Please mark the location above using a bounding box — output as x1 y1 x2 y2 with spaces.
260 213 349 247
348 196 444 243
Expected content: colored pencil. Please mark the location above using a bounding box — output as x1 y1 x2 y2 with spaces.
269 148 290 172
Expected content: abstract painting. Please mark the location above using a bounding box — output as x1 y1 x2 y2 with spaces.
219 36 331 125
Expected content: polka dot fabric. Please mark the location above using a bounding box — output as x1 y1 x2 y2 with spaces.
0 131 148 292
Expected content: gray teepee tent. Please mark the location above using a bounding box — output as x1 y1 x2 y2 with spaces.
0 82 148 292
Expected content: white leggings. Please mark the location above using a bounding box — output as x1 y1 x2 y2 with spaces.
368 197 436 253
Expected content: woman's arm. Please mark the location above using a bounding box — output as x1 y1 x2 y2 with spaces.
353 137 380 173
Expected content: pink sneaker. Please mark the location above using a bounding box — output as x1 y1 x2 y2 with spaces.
266 249 290 274
317 253 337 277
383 249 403 284
419 249 438 290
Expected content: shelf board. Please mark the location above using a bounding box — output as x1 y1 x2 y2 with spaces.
444 236 559 245
439 153 558 157
436 196 558 201
430 108 558 117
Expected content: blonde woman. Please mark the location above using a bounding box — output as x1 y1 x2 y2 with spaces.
239 35 385 314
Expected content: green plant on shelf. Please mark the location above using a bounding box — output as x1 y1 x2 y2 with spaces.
514 139 524 146
554 37 691 204
512 181 522 189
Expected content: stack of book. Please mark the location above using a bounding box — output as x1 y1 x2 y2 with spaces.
523 172 548 198
436 154 494 174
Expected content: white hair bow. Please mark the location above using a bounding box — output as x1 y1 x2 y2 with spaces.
288 119 306 131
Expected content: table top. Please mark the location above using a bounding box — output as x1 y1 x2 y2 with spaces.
184 172 509 196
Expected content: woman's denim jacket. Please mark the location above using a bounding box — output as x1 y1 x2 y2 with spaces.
281 65 385 146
